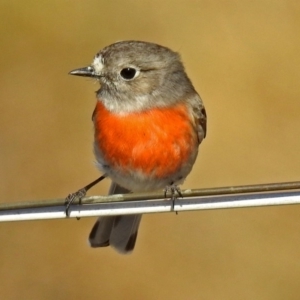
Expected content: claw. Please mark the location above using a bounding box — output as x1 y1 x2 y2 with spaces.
65 188 87 217
163 184 182 212
64 175 106 218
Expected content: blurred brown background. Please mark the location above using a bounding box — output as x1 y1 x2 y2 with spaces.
1 0 300 299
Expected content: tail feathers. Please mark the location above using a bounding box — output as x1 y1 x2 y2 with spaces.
88 182 142 254
110 214 142 253
89 217 114 247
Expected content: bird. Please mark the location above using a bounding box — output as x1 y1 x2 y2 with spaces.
67 40 207 254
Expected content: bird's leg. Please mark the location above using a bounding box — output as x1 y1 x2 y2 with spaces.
164 183 183 212
65 174 106 217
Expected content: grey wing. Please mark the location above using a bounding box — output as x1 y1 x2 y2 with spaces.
187 93 207 144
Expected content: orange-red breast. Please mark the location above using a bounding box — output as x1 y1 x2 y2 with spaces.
69 41 207 254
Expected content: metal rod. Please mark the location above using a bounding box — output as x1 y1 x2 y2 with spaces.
1 180 300 211
0 181 300 222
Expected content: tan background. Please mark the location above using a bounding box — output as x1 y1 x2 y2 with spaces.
1 0 300 299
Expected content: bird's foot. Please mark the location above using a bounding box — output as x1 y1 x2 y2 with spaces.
164 184 183 212
65 188 87 217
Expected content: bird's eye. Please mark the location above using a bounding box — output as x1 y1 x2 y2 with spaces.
120 68 137 80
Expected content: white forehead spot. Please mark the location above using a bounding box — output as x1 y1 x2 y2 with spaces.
92 55 104 74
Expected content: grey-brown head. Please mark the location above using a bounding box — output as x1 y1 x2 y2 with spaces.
69 40 196 113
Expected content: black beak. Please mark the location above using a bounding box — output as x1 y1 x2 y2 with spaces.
69 66 96 77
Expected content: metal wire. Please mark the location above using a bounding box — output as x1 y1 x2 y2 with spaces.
0 181 300 222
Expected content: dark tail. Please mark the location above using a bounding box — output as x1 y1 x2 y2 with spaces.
88 182 142 254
